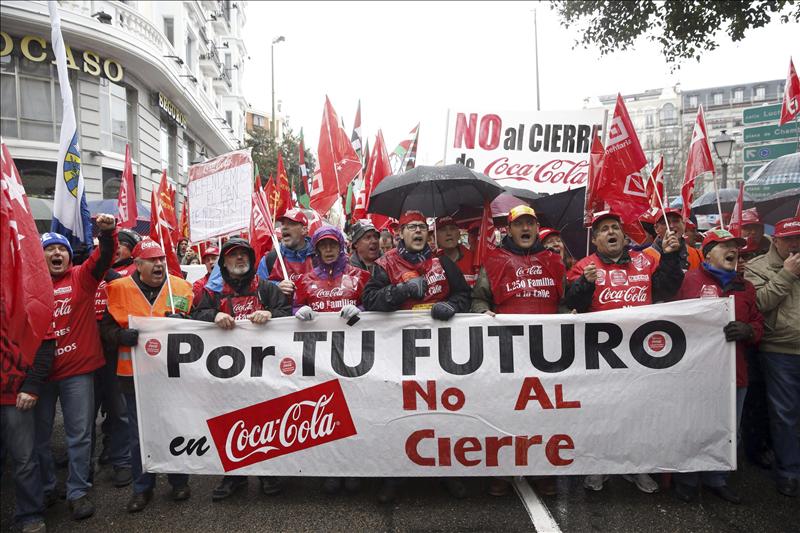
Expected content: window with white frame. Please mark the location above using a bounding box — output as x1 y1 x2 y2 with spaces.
98 78 131 153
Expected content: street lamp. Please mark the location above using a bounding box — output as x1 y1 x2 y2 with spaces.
271 36 285 140
712 129 735 188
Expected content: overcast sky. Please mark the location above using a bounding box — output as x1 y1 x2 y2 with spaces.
242 1 800 165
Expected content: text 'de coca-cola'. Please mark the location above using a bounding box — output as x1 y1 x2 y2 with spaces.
206 379 357 472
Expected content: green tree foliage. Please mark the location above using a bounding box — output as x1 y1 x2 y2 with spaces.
552 1 800 65
246 123 316 191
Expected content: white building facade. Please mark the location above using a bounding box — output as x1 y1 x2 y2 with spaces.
0 0 248 207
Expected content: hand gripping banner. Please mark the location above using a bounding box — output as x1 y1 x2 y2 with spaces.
131 298 736 477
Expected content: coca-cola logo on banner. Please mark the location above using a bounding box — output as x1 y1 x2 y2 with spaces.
206 380 357 472
609 270 628 287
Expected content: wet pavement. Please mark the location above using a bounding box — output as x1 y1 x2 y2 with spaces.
2 409 797 532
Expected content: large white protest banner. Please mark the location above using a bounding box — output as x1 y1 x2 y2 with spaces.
443 109 607 195
131 298 735 477
188 149 252 242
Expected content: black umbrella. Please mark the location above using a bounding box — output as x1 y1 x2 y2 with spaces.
755 188 800 225
530 187 589 260
368 164 505 218
691 188 755 215
504 186 544 204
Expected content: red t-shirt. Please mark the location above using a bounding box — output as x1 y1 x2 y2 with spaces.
50 247 107 381
484 247 564 314
567 251 658 312
294 264 370 313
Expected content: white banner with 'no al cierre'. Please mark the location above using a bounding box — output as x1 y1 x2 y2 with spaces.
443 108 607 195
131 298 736 477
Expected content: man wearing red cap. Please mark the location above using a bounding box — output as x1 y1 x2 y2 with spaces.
363 210 471 503
36 214 117 521
192 246 220 302
102 238 195 513
191 237 291 502
647 208 703 271
740 208 772 257
435 216 477 286
744 216 800 497
565 211 682 494
256 208 314 297
673 229 764 504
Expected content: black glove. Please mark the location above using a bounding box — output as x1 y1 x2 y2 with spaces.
118 328 139 347
431 301 456 321
165 312 188 319
724 321 753 342
399 276 427 300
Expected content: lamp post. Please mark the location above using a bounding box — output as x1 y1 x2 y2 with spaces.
271 36 285 140
712 129 735 188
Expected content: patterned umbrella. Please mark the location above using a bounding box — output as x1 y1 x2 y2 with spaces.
745 152 800 200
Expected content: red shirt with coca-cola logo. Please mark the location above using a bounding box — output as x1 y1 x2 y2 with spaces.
294 264 370 313
568 251 658 312
268 256 313 283
482 246 564 314
675 267 763 387
376 248 451 310
50 247 108 381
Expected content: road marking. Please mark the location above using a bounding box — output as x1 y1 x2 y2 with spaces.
512 476 562 533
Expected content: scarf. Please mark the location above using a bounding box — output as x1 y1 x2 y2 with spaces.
702 261 737 289
397 239 432 265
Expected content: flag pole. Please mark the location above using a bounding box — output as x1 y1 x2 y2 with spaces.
651 177 674 238
710 170 726 230
156 226 176 314
262 193 289 280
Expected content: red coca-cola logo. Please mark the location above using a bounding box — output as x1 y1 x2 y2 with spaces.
515 265 542 277
648 334 666 352
145 339 161 356
53 298 73 318
483 158 588 186
314 287 344 299
597 285 648 305
206 380 357 472
232 301 256 318
280 358 296 375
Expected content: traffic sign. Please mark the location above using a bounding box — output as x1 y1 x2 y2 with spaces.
742 104 782 125
743 164 764 181
743 121 799 143
743 141 799 162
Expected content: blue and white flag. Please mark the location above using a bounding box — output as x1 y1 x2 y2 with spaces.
48 1 92 252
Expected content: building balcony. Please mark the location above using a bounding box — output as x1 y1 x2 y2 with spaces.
213 71 232 92
199 49 222 76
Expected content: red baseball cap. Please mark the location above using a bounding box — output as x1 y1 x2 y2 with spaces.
538 227 560 241
133 239 166 259
701 228 746 250
201 246 220 259
508 205 537 223
399 210 426 226
773 217 800 238
279 208 308 227
656 208 683 222
590 210 622 227
741 208 762 226
435 215 458 228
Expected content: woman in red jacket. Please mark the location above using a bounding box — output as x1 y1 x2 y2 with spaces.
673 228 764 505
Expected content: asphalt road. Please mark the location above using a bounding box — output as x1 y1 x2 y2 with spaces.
2 409 797 532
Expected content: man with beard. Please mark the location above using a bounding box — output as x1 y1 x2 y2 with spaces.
471 205 564 497
256 209 314 298
435 216 477 286
565 211 683 494
191 246 220 302
192 238 291 501
363 210 471 503
673 229 763 504
36 214 117 520
349 220 381 275
647 208 703 271
744 217 800 497
102 239 194 513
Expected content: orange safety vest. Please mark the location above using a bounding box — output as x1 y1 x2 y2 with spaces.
106 275 193 377
644 243 703 272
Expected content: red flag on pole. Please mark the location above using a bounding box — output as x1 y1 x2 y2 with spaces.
681 105 715 221
472 200 493 272
728 182 745 238
250 189 272 264
179 199 189 240
150 189 182 277
583 133 606 225
353 130 392 228
312 96 362 214
266 154 292 220
780 57 800 126
1 143 54 363
117 144 137 228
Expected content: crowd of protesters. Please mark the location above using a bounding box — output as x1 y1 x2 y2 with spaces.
3 202 799 532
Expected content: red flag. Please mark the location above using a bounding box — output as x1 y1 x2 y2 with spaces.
255 173 262 193
353 131 392 228
179 200 189 240
641 155 666 221
728 183 746 238
681 105 715 220
250 190 272 263
593 95 649 242
312 96 362 214
117 144 137 228
1 143 54 362
150 189 182 277
472 200 493 272
269 154 292 219
780 57 800 126
583 133 606 225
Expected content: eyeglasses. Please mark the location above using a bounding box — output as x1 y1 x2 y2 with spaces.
404 223 428 232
